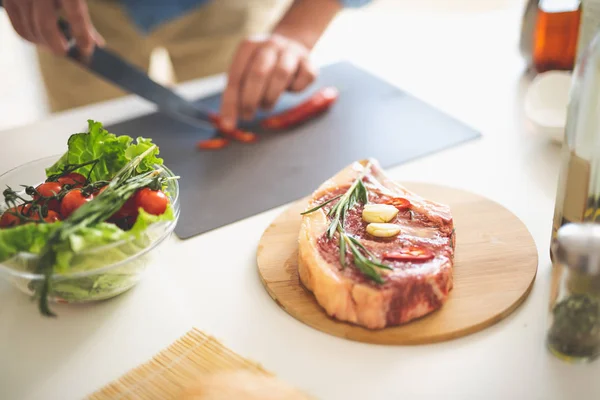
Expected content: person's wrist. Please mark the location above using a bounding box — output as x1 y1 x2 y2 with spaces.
272 24 318 50
271 0 342 50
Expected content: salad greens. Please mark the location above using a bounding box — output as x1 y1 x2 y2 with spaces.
46 120 163 182
0 120 177 315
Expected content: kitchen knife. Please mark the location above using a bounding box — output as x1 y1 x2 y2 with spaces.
56 19 215 131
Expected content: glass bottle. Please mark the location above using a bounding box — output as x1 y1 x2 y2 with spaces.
550 27 600 252
547 223 600 362
520 0 582 73
575 0 600 61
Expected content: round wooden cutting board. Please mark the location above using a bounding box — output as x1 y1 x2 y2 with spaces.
256 183 538 345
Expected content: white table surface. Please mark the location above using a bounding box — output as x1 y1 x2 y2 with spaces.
2 1 600 399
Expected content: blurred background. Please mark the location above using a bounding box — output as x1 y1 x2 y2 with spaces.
0 0 522 132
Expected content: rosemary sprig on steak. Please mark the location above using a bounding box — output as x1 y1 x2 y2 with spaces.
339 231 391 284
301 163 390 284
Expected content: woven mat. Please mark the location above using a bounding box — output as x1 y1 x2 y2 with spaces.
87 328 272 400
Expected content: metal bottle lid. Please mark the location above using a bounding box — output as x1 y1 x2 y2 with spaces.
555 223 600 275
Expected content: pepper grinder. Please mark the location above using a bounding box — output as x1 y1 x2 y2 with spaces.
547 223 600 362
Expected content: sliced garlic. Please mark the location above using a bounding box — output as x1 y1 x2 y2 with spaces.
366 223 401 238
362 203 399 223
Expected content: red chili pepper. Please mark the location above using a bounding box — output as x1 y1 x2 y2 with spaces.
383 197 411 210
382 247 434 262
196 137 230 150
221 128 258 143
208 114 258 143
261 86 340 130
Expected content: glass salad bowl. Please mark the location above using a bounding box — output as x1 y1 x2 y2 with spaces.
0 155 180 304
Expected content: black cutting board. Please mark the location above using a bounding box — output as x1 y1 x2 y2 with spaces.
105 62 481 239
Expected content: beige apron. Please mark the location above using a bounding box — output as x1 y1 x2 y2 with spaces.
36 0 291 113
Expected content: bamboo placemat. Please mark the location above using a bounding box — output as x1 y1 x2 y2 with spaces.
87 327 272 400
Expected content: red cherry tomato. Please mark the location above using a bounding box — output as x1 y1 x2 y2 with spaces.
57 172 86 188
134 188 169 216
0 204 61 227
30 209 61 223
60 190 94 219
33 182 63 212
0 205 27 228
382 246 434 262
113 195 139 220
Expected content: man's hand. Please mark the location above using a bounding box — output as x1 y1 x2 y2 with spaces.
218 0 342 131
219 34 317 131
4 0 104 56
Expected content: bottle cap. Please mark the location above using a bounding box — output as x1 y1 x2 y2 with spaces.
555 223 600 275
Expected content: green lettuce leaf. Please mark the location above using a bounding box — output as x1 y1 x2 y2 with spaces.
1 204 174 302
45 120 163 182
0 222 61 262
124 137 163 174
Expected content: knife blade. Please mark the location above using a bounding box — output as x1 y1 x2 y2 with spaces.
57 19 215 131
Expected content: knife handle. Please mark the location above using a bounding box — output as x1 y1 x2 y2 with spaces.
57 18 84 61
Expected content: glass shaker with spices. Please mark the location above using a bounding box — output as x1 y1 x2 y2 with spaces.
547 223 600 362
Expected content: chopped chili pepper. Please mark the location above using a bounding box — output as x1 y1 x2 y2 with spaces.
383 197 411 210
221 129 258 143
261 86 339 130
207 113 258 143
196 137 230 150
382 247 434 262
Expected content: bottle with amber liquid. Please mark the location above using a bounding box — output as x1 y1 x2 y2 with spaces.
550 27 600 257
520 0 582 73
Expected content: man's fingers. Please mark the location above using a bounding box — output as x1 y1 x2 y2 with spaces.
239 44 279 121
289 58 318 92
219 39 261 130
14 0 36 42
261 50 299 110
60 0 96 56
33 0 68 54
4 1 32 42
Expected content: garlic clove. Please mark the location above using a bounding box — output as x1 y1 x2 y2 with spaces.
366 223 401 238
362 203 399 223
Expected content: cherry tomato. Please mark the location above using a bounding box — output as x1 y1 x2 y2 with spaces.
383 197 411 210
134 188 169 216
112 195 139 220
57 172 86 188
382 246 434 262
0 205 27 228
0 204 61 227
33 182 63 212
30 209 61 223
60 190 94 219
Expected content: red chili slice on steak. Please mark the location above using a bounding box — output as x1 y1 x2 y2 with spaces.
382 197 411 210
382 246 434 261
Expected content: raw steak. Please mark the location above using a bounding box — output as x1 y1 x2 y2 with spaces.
298 159 455 329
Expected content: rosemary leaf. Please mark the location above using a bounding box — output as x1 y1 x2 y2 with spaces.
357 180 368 204
348 235 392 271
327 213 340 239
339 234 346 268
300 194 342 215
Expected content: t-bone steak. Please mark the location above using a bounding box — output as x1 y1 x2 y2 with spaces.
298 159 455 329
